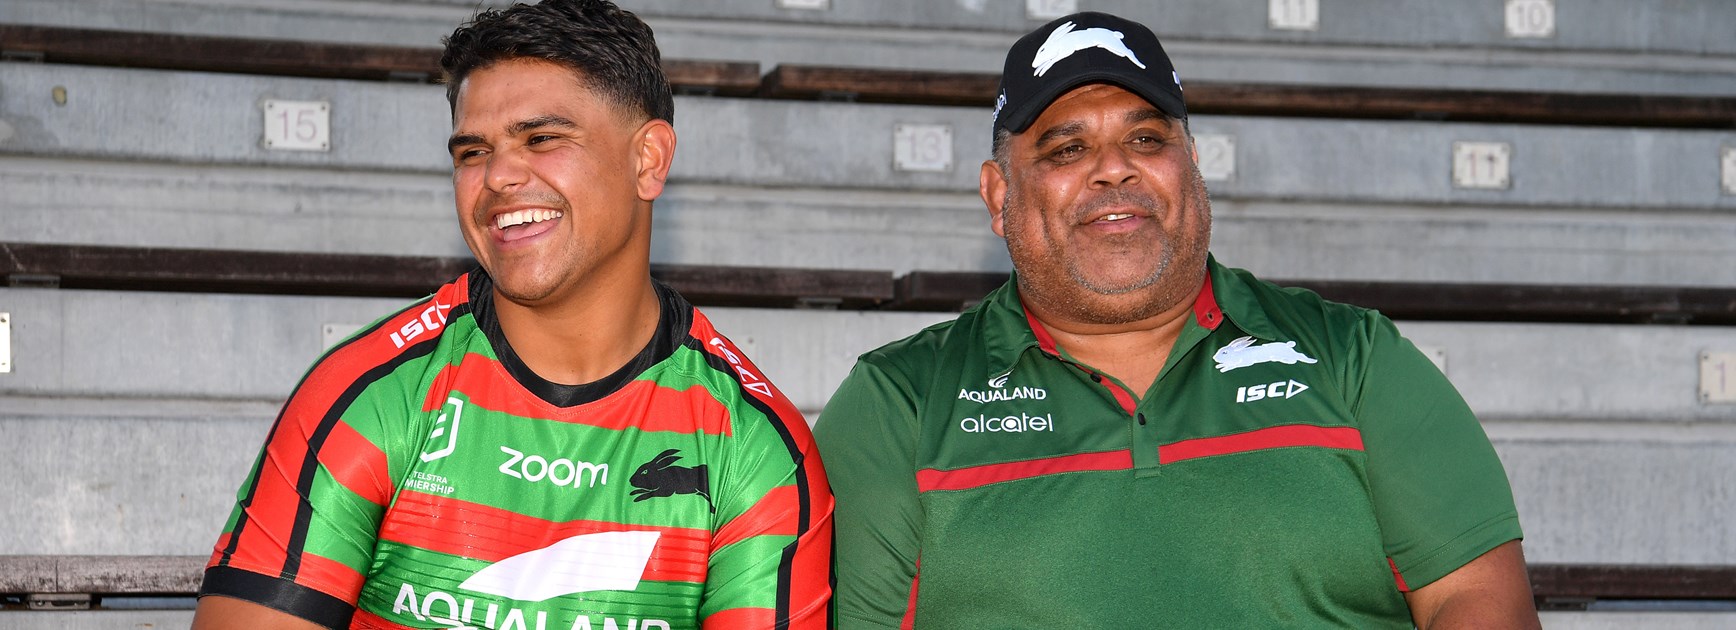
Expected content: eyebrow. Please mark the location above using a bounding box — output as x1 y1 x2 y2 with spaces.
1125 107 1167 126
1029 108 1173 149
1033 121 1087 148
447 114 579 154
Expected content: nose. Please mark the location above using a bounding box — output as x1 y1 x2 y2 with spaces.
1091 144 1139 189
483 147 531 193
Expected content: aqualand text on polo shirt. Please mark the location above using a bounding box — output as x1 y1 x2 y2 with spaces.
816 257 1522 629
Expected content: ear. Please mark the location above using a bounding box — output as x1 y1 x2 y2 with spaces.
980 159 1010 238
1188 133 1200 165
633 118 677 202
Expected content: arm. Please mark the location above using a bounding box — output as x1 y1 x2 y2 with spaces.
1349 315 1538 626
698 334 835 630
814 361 923 629
1404 540 1540 630
192 595 327 630
196 336 408 628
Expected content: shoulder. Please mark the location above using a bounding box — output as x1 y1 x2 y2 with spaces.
852 309 985 389
289 276 474 412
1216 265 1388 357
679 303 809 431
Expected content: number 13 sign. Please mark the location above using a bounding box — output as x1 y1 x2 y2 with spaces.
263 99 331 152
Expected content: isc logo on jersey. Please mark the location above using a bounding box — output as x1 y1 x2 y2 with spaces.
1236 380 1309 403
391 299 453 349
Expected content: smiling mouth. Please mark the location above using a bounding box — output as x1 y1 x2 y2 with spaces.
495 209 564 230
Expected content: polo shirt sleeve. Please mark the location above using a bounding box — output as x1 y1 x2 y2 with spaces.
1350 313 1524 591
814 359 923 630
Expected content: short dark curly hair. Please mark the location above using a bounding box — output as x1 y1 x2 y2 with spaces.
440 0 674 124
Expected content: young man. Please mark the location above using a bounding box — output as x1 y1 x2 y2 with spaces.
193 2 831 628
816 12 1539 629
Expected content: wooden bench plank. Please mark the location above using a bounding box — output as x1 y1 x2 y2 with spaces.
0 243 893 309
7 243 1735 321
1530 564 1736 602
759 64 1736 129
0 25 761 94
888 271 1736 325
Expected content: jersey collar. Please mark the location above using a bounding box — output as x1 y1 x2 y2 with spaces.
978 255 1282 377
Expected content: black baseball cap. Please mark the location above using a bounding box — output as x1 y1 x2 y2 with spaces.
991 12 1186 138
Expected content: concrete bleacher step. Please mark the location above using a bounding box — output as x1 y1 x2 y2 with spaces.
5 63 1736 285
3 63 1731 207
7 155 1736 286
9 0 1735 96
11 25 1733 128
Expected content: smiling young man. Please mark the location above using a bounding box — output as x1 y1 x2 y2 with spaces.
815 12 1539 629
192 2 832 628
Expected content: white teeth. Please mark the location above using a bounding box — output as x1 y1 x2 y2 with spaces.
1101 213 1134 222
494 210 565 230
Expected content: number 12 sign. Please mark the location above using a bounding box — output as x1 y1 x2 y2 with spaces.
263 99 331 152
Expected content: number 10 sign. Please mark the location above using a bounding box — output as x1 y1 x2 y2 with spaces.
263 99 331 152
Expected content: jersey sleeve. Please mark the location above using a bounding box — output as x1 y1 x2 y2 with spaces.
697 340 835 630
813 360 923 630
200 337 414 628
1350 313 1523 590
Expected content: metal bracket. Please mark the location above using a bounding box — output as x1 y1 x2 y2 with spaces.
27 593 92 610
0 312 10 373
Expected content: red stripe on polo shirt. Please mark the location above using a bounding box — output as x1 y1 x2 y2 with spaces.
916 450 1134 492
1158 425 1364 464
900 559 921 630
1193 272 1223 330
1387 557 1411 592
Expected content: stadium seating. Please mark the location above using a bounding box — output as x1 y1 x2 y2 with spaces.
2 0 1734 626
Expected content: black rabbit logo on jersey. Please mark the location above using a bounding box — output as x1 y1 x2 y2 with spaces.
629 449 714 513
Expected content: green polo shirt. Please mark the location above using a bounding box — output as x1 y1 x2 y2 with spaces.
815 258 1521 629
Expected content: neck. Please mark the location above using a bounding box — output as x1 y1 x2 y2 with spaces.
493 270 661 386
1025 280 1202 399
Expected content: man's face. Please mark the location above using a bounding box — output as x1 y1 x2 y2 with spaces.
448 58 671 307
982 83 1212 325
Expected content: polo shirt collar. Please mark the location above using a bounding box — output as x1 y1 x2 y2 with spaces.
976 255 1286 377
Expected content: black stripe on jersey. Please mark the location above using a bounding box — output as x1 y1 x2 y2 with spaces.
200 565 353 629
690 334 811 630
219 297 428 567
281 317 452 578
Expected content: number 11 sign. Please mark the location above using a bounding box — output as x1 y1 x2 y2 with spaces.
263 99 331 152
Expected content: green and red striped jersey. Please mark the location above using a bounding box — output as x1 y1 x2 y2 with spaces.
202 271 833 630
816 257 1521 628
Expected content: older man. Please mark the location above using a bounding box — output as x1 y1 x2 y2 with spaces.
816 11 1537 629
192 2 831 628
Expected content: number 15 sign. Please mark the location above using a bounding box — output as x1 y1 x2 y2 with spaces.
263 99 331 152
